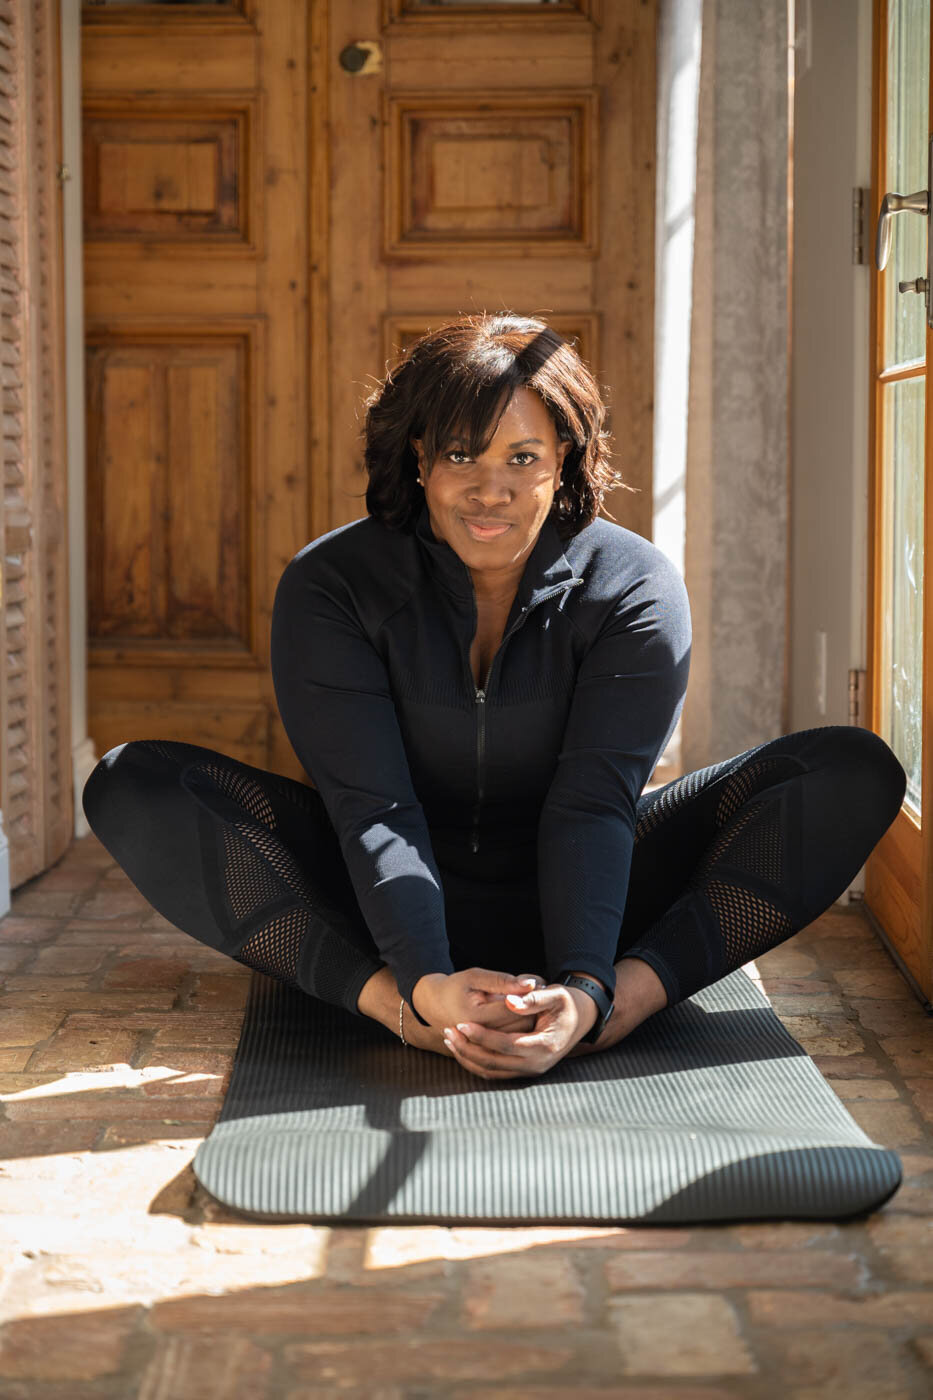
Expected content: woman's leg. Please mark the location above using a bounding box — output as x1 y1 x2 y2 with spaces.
615 724 907 1009
81 740 385 1016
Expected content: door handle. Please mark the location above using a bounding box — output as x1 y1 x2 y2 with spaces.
338 41 383 76
875 189 928 271
875 134 933 328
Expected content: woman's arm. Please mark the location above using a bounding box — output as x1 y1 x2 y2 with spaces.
270 548 456 1015
536 547 692 996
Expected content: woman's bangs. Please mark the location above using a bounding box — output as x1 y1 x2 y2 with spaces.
425 372 514 463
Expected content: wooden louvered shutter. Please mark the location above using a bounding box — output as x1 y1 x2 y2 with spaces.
0 0 72 887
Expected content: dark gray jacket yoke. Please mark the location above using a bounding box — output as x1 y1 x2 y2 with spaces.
270 500 692 1014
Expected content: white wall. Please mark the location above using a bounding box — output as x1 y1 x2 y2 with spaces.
788 0 873 890
789 0 872 732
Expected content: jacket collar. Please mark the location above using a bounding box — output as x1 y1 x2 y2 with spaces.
414 499 581 611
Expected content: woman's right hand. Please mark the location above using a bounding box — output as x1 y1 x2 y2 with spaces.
412 968 545 1035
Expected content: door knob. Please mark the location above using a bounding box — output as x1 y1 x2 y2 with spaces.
338 41 382 76
875 134 933 328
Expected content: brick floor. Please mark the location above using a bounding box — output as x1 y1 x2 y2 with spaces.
1 831 932 1400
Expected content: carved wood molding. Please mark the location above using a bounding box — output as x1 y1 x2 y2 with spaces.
384 90 599 259
85 317 266 667
383 0 596 29
383 311 601 375
82 94 262 255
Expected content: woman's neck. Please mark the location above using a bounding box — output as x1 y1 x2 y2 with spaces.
470 566 522 611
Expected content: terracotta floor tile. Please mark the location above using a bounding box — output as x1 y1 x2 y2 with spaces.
1 842 932 1400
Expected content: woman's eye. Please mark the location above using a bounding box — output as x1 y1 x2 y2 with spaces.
444 451 538 466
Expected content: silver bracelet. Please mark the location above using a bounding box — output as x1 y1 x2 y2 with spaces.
399 995 408 1046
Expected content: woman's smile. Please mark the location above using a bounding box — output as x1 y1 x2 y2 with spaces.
460 515 513 541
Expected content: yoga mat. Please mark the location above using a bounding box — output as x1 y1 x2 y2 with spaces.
192 967 902 1224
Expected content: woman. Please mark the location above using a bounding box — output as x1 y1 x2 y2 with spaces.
82 313 906 1082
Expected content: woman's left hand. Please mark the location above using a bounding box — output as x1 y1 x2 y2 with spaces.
442 983 597 1080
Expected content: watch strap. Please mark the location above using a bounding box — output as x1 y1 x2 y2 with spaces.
561 973 614 1044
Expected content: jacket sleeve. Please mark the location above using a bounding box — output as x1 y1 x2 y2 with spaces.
270 552 455 1013
536 552 692 995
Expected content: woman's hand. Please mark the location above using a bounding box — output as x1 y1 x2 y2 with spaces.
442 982 598 1080
412 968 544 1035
402 971 545 1056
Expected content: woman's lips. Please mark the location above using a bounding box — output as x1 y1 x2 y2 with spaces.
461 516 513 540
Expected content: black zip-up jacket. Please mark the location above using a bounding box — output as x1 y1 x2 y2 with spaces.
270 499 692 1015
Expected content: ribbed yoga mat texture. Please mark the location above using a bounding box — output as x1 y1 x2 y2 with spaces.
192 967 902 1224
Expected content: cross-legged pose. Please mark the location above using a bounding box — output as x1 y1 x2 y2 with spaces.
82 314 906 1081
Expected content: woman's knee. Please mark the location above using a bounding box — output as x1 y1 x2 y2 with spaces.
82 739 189 842
788 724 906 843
815 725 904 804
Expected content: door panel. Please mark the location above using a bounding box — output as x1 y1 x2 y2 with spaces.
867 0 932 1000
83 0 307 769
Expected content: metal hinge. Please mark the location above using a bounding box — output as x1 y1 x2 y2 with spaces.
852 188 869 265
848 667 867 727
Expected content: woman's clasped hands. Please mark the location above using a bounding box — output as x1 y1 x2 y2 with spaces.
411 967 600 1080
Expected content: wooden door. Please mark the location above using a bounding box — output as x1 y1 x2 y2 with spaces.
322 0 656 544
83 0 657 783
867 0 932 1003
83 0 309 769
0 0 73 887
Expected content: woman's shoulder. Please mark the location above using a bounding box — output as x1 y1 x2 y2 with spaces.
564 515 687 600
278 514 419 620
288 514 413 569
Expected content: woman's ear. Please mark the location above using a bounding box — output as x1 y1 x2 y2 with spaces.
553 439 571 490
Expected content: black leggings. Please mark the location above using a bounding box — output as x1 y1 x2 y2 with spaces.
81 725 906 1018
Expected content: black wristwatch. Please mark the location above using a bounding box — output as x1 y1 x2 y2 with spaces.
561 973 615 1044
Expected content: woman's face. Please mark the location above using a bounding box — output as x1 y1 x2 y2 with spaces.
412 386 570 585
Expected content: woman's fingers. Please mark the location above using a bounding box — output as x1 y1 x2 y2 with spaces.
444 1023 559 1078
469 1001 536 1031
504 985 563 1014
450 1022 535 1055
444 1027 534 1079
467 967 541 998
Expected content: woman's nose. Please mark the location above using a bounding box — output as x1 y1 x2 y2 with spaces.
467 463 511 504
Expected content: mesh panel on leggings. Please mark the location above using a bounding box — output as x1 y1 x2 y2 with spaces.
184 760 382 1010
714 755 796 827
626 771 804 1004
704 878 793 968
222 824 285 921
695 798 782 882
233 906 312 986
198 762 277 830
687 797 795 969
634 758 738 842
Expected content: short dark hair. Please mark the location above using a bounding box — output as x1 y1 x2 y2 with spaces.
362 313 634 539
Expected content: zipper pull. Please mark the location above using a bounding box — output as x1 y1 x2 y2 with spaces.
470 830 479 854
476 689 486 703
